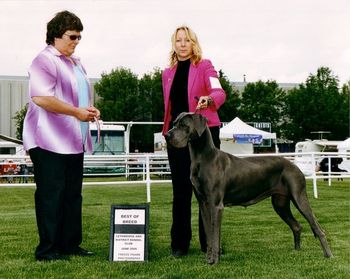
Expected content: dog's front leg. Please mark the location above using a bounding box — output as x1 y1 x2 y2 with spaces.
198 201 213 263
200 200 223 265
209 202 223 265
191 165 222 264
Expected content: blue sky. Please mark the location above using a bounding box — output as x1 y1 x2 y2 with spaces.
0 0 349 84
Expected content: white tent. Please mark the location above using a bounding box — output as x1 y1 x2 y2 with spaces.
219 117 277 154
220 117 276 140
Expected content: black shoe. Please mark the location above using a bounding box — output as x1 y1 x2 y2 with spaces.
65 247 94 256
171 249 188 258
36 253 69 262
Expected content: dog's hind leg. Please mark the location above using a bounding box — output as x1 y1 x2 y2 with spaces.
291 188 333 258
272 194 303 250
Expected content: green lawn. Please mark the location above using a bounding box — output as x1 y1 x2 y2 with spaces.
0 180 349 279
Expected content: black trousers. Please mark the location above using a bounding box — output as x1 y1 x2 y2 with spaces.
29 147 84 258
167 126 220 252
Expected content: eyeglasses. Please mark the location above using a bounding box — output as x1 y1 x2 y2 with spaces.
63 33 82 41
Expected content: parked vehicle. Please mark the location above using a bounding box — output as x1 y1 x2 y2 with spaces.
337 138 350 172
294 139 348 175
0 140 25 155
90 121 125 155
85 122 126 174
154 132 167 155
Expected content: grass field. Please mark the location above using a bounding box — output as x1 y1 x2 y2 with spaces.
0 180 349 279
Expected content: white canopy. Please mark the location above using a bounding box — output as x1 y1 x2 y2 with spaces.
220 117 276 140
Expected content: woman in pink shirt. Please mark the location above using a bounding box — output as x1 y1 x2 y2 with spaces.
23 10 99 261
162 26 226 257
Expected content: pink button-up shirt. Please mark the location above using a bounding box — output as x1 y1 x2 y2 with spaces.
23 45 93 154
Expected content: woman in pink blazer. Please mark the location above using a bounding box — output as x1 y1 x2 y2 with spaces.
162 26 226 257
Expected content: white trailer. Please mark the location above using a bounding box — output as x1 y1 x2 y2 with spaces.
89 121 126 155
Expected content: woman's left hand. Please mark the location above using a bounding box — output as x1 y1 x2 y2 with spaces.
196 96 213 110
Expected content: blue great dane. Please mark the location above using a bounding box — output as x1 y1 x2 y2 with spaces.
165 112 332 264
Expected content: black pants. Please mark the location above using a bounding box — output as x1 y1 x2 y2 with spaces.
29 147 84 258
167 126 220 252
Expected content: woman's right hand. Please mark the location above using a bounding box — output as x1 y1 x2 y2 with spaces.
75 107 98 122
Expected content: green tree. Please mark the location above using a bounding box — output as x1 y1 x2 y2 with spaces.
94 67 142 151
283 67 349 141
238 80 285 136
138 67 163 122
13 103 28 140
340 82 350 138
94 67 139 121
134 68 164 152
217 70 240 122
94 67 165 152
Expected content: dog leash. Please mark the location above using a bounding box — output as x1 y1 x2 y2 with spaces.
94 116 101 144
194 96 205 114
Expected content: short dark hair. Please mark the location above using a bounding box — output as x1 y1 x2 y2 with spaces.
46 10 83 45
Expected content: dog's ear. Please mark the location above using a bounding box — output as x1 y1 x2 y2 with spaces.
192 114 208 137
173 112 186 126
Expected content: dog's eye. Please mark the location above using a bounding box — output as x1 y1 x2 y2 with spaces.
179 124 189 132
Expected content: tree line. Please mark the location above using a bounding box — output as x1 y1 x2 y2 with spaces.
14 66 349 152
93 66 349 152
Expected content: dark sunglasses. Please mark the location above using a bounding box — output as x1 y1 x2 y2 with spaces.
63 33 82 41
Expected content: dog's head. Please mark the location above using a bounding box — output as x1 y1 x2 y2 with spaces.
165 112 208 148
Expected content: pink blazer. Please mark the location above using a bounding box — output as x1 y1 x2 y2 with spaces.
162 59 226 135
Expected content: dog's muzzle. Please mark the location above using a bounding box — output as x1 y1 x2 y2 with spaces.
165 128 188 149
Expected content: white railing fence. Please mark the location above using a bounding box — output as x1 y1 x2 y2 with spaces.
1 152 349 201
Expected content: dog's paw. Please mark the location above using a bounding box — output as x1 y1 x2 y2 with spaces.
207 256 219 265
206 249 220 265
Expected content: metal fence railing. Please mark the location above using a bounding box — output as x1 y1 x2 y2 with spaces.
1 152 349 201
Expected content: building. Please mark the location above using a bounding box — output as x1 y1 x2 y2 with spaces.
0 76 29 138
0 76 99 138
232 81 299 92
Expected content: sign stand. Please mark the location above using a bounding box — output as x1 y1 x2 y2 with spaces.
109 204 149 262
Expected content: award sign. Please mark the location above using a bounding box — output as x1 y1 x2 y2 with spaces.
109 204 149 262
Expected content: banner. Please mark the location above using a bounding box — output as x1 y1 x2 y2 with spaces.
233 134 263 144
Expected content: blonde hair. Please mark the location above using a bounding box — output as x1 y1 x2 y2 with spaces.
169 25 202 67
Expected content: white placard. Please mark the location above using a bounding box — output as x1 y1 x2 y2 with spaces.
109 205 149 262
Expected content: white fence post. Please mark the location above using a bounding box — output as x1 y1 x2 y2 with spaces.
327 157 332 186
311 153 318 198
146 155 151 203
